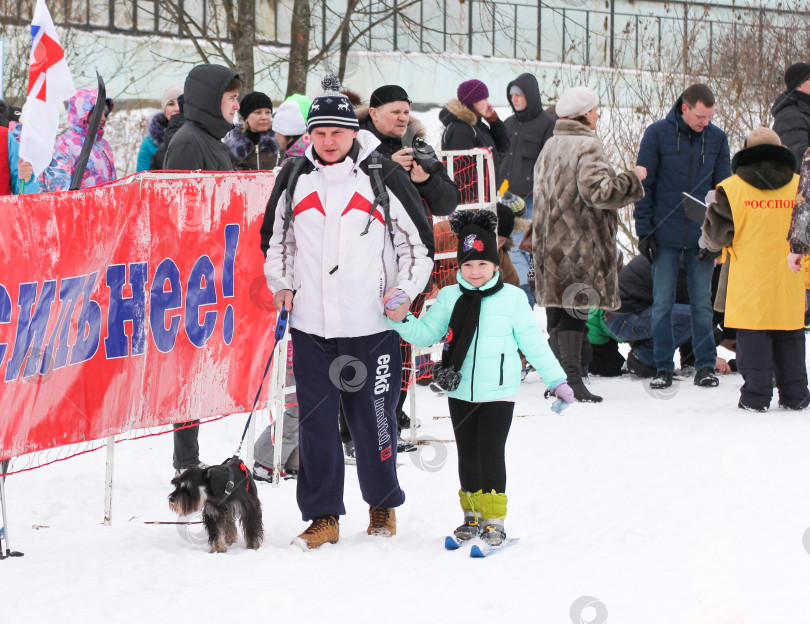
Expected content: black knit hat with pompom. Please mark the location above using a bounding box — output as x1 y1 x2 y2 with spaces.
307 74 359 132
449 208 500 266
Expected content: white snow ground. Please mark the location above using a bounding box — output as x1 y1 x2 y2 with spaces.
3 317 810 624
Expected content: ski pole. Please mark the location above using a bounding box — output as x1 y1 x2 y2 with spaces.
234 306 289 457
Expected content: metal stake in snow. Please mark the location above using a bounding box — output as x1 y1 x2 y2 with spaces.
0 459 24 559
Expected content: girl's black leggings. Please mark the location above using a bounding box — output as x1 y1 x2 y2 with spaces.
448 397 514 493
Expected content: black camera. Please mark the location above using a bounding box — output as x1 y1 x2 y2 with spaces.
411 137 443 175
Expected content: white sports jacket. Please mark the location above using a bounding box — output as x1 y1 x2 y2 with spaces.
264 130 434 338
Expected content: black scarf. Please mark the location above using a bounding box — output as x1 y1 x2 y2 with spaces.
433 274 504 391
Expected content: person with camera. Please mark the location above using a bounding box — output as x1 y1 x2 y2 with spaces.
356 84 460 439
358 84 459 218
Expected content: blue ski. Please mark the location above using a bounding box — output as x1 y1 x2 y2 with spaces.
445 535 463 550
470 538 520 558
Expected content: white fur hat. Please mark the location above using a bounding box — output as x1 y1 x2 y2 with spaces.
273 100 307 137
555 86 599 118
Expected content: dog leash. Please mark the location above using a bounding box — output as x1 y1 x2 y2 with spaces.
233 305 289 458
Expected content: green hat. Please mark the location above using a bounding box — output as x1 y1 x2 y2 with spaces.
285 93 312 124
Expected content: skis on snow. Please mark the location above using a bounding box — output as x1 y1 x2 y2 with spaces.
445 535 520 557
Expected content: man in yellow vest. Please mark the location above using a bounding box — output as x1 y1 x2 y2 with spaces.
703 128 809 411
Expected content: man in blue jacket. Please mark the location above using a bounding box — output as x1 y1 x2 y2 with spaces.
634 84 731 390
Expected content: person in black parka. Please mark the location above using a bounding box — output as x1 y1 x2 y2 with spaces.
772 62 810 173
165 64 241 475
497 73 555 206
498 72 556 306
164 64 241 172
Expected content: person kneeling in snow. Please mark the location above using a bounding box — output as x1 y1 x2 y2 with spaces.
386 209 574 547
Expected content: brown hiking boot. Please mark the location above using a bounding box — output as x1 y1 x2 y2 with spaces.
367 506 396 537
291 515 339 551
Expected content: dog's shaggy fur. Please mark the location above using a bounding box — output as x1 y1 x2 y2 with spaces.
168 461 263 553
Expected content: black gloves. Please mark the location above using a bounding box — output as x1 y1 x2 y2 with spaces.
697 248 721 261
638 235 657 262
697 235 721 261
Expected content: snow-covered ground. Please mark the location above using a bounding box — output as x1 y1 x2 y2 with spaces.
7 104 809 623
3 315 810 624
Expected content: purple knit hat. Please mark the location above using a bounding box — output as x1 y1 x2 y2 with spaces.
457 80 489 106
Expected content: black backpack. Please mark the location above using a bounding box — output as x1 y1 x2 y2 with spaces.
280 151 394 244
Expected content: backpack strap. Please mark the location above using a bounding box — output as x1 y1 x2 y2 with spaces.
282 155 311 233
361 151 394 244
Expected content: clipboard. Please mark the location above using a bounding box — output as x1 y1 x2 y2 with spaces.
682 192 708 224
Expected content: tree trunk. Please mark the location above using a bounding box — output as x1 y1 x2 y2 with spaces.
337 0 359 83
287 0 311 96
230 0 256 92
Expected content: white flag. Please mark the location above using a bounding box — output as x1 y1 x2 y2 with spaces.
19 0 75 177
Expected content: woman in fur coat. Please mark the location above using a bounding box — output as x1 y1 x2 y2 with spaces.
533 86 646 403
224 91 281 171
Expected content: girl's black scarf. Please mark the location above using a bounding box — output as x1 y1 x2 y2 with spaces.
433 274 504 391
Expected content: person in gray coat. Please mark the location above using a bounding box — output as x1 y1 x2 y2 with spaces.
166 63 241 475
164 64 241 171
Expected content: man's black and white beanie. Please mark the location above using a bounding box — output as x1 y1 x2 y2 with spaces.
307 74 359 133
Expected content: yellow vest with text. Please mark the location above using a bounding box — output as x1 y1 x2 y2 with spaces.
718 173 803 329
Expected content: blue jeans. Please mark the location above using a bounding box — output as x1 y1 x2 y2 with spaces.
508 195 534 306
650 246 716 371
605 304 692 367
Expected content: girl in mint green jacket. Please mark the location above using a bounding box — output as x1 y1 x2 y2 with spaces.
384 210 574 547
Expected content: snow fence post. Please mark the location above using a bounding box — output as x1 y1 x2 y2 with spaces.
103 435 114 525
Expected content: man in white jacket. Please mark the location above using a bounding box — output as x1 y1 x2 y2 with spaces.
263 77 434 550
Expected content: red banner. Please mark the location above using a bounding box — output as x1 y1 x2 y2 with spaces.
0 171 278 461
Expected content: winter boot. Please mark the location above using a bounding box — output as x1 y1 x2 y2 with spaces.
479 491 508 547
480 520 507 547
454 489 482 540
367 506 396 537
291 515 339 551
547 327 560 360
694 367 719 387
343 440 355 458
650 370 673 389
543 328 560 398
396 435 417 453
581 334 593 377
626 350 656 378
252 463 273 482
557 331 603 402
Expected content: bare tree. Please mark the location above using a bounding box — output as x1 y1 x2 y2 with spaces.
150 0 256 92
286 0 312 95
